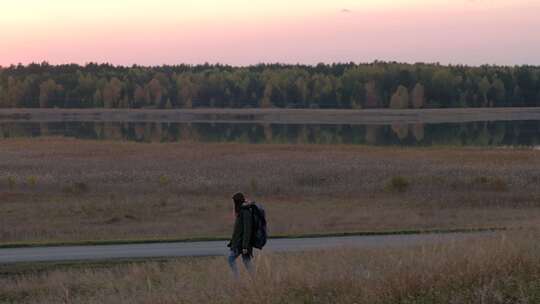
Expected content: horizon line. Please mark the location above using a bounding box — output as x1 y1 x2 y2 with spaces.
2 60 539 69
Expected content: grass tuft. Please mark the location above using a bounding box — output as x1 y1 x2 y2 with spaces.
471 176 508 192
385 176 410 193
62 182 89 195
249 178 258 193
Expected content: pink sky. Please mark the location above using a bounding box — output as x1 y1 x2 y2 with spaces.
1 0 539 66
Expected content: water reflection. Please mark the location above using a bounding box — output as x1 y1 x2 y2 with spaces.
0 121 539 146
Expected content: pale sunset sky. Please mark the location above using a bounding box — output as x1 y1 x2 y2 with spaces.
1 0 539 66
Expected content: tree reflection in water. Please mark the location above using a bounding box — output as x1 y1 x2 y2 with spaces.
0 120 538 147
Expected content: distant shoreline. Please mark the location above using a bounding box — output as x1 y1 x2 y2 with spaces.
1 108 540 125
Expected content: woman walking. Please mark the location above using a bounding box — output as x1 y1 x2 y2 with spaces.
227 192 254 277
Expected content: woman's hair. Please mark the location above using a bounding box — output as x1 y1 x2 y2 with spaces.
232 192 245 215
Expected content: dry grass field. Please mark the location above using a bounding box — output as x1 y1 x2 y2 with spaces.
1 232 539 304
1 137 540 244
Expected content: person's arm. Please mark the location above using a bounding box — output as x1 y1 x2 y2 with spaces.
242 208 253 251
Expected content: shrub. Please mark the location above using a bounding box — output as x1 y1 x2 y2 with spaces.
159 175 170 187
7 176 16 190
385 176 410 193
26 176 37 187
159 197 168 207
295 173 329 187
63 182 89 195
74 182 89 194
471 176 508 192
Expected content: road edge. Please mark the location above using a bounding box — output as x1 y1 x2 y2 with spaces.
0 227 508 249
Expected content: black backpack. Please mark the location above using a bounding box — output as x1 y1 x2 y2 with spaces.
250 202 267 250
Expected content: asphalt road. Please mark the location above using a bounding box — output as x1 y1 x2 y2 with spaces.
0 232 493 264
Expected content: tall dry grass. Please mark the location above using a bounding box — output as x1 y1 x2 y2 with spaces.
1 232 539 304
1 138 540 244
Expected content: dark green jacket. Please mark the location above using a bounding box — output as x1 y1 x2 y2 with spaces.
229 205 253 251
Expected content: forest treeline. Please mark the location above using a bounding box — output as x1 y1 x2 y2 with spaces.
0 62 539 109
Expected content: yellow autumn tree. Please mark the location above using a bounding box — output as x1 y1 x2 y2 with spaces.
411 83 425 109
390 85 409 109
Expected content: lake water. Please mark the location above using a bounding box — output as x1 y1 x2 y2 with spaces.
1 120 540 146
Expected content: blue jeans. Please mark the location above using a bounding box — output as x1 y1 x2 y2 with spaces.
228 249 253 278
